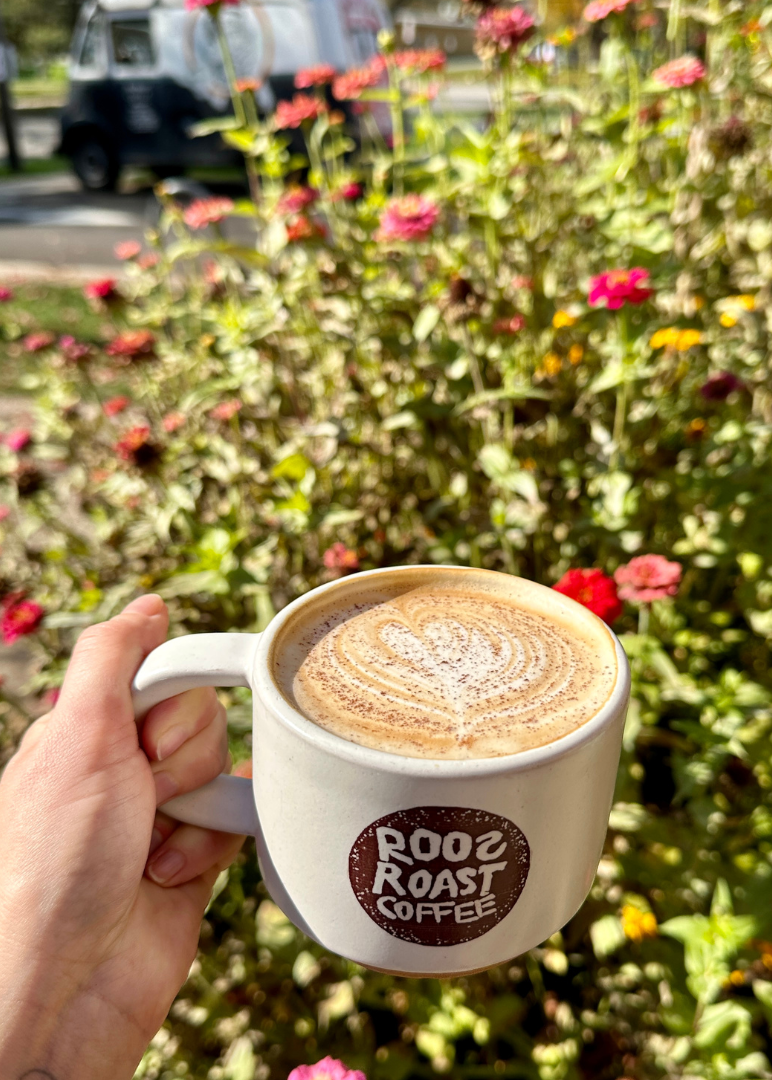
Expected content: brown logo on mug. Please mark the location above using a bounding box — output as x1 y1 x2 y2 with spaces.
349 806 530 946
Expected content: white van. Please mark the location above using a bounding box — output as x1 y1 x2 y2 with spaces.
60 0 390 189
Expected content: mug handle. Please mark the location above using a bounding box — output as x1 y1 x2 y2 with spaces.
131 632 262 836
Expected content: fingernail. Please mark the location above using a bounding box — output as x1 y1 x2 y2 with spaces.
154 770 179 805
149 827 164 856
156 725 187 762
147 847 184 884
125 594 164 616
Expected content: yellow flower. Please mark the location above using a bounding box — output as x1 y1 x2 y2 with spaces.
693 295 705 310
737 294 756 311
728 969 746 987
686 417 706 437
676 329 702 351
720 312 738 328
650 327 679 349
553 310 577 329
569 344 584 365
543 352 562 376
522 458 537 471
621 905 658 943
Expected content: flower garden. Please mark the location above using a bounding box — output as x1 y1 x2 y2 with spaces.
2 0 772 1076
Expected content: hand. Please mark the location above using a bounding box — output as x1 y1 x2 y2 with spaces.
0 595 247 1080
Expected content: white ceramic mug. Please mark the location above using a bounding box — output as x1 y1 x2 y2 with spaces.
132 565 630 977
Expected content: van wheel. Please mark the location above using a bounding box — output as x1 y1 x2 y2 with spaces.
71 136 119 192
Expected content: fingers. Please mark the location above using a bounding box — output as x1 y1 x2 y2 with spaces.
142 686 222 764
146 695 229 807
53 595 169 757
145 818 246 888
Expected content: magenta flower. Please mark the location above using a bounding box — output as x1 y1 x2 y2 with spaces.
376 194 439 242
588 268 653 309
84 278 118 302
475 6 535 55
331 182 363 202
5 429 31 453
22 331 55 353
0 287 12 302
277 186 319 215
583 0 638 22
652 55 706 88
0 505 10 521
700 371 744 401
288 1058 366 1080
614 555 682 603
1 596 44 644
59 335 93 363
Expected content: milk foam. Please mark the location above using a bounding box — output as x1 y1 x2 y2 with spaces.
271 570 618 759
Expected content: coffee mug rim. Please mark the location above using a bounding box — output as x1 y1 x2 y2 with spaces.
253 564 631 777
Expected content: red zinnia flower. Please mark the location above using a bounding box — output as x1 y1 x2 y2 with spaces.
210 398 242 420
0 288 12 301
652 55 706 88
275 93 326 129
84 278 119 302
393 48 446 73
114 425 159 466
1 596 44 644
553 568 622 624
183 197 234 229
614 555 682 603
493 314 526 334
22 331 55 353
105 329 156 360
332 56 386 100
5 429 31 453
475 6 535 55
295 63 336 88
104 395 130 417
376 194 439 242
323 542 360 571
588 268 653 309
331 181 363 202
163 411 186 433
114 240 142 260
277 185 319 215
700 371 744 400
286 215 325 242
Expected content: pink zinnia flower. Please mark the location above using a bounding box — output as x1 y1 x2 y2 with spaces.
275 93 326 129
0 288 12 302
84 277 118 301
163 411 186 433
106 329 156 359
588 268 653 309
583 0 638 22
23 331 55 353
104 395 130 417
5 429 31 453
1 596 44 645
323 544 360 572
652 55 706 88
210 399 242 420
553 568 622 625
493 314 526 334
277 186 319 215
114 240 142 260
288 1059 366 1080
138 252 160 270
331 182 363 202
376 194 439 242
614 555 682 603
475 6 535 55
183 197 234 229
295 63 337 88
0 505 10 521
59 335 92 363
393 48 446 73
332 56 386 100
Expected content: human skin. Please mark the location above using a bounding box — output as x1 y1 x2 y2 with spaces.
0 594 247 1079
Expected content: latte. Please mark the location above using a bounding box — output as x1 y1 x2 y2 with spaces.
271 568 618 759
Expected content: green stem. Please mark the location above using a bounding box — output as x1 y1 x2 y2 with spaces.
638 603 650 636
667 0 681 46
387 64 405 196
624 43 641 170
214 13 246 127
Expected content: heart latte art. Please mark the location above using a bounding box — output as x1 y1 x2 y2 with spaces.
274 576 618 759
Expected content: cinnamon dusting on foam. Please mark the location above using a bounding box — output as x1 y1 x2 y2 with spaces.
272 574 617 759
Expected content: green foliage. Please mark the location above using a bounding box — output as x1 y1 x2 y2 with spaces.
4 2 772 1079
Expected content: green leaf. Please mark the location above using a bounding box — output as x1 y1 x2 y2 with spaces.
590 914 626 958
413 304 441 343
188 116 244 137
156 570 230 598
271 453 310 481
693 1000 752 1050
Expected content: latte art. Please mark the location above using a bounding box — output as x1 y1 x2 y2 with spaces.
273 572 618 759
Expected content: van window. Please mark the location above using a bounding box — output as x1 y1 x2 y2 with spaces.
79 15 105 68
111 19 155 67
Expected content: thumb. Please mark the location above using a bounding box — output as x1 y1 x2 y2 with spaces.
52 595 169 766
